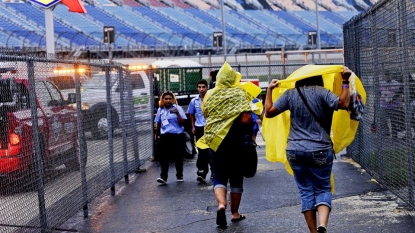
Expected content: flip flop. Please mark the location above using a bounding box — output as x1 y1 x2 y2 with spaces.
231 215 246 222
216 209 227 227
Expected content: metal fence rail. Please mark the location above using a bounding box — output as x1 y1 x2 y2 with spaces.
344 0 415 208
0 31 344 54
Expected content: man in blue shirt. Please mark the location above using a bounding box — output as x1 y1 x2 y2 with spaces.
188 79 212 184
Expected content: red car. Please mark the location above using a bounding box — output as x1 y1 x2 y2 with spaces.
0 67 85 188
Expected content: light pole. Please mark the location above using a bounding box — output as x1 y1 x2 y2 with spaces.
45 8 55 56
219 0 227 60
315 0 321 62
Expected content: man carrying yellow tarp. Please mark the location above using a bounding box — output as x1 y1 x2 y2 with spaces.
263 65 366 233
196 62 261 227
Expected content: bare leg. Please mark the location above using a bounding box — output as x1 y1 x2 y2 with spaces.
214 187 227 210
317 205 330 228
215 187 227 226
230 192 242 219
303 210 317 233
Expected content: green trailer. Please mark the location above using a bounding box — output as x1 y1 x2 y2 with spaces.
153 59 202 96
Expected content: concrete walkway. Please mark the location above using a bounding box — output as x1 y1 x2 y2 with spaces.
60 141 415 233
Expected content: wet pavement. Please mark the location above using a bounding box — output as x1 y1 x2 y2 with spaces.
60 140 415 233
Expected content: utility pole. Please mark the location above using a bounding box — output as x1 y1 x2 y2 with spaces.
219 0 227 60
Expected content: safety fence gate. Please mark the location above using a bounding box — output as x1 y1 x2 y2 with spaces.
344 0 415 208
0 54 153 233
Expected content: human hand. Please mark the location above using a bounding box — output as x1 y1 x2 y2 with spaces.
342 66 352 80
268 79 280 90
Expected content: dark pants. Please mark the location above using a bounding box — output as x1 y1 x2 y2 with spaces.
158 133 184 181
380 108 403 137
195 126 212 178
209 117 251 193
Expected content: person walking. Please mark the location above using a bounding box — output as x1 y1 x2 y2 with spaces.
379 70 403 138
264 67 352 233
251 95 263 142
187 79 212 184
197 62 260 227
208 70 219 89
154 91 187 184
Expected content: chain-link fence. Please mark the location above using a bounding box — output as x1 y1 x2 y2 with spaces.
344 0 415 208
0 54 152 232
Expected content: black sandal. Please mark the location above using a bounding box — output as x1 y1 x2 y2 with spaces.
216 209 227 227
231 215 246 222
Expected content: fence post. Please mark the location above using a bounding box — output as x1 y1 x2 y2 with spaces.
128 68 142 173
119 66 129 183
27 58 48 232
105 67 116 195
245 53 249 79
398 0 414 206
74 63 89 218
266 53 271 83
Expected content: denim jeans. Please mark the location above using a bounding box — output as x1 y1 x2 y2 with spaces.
286 149 334 213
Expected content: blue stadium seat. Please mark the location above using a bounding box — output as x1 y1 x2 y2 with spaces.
0 30 29 47
185 8 266 47
84 5 166 47
130 7 197 46
5 3 100 47
0 1 361 50
209 10 286 46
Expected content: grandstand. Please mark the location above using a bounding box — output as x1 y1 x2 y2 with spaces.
0 0 375 57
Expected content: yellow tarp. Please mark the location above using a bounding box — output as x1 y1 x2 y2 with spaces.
262 64 366 193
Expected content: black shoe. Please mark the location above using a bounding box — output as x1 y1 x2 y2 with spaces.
317 225 327 233
177 176 183 182
216 209 227 227
197 176 206 184
157 177 167 185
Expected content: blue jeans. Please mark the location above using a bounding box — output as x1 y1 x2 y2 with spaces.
286 149 334 213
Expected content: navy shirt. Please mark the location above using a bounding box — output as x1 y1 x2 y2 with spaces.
274 86 339 152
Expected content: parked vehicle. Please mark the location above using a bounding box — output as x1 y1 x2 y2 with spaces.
79 70 151 139
0 67 85 188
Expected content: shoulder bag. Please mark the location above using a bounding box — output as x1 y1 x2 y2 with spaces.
242 138 258 178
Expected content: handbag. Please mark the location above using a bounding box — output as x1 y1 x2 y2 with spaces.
242 136 258 178
349 74 365 121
